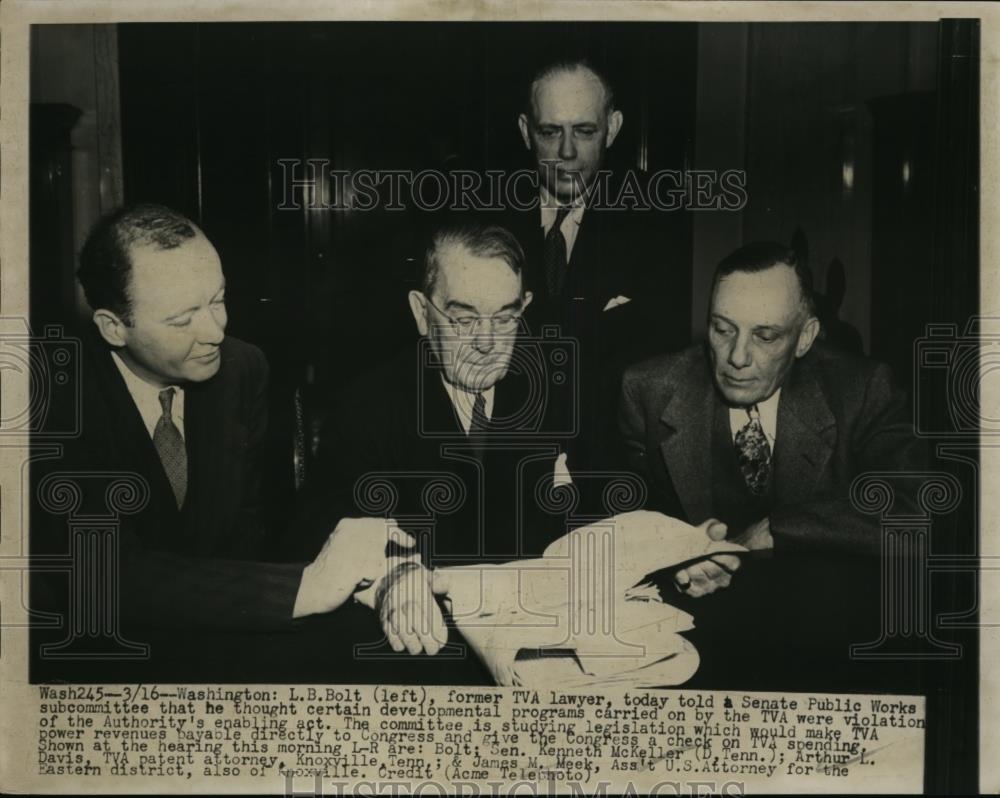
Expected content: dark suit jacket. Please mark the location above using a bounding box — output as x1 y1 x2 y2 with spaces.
291 345 569 566
618 343 926 555
32 332 304 633
500 189 690 474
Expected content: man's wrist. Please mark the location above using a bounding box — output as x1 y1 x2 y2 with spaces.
374 560 425 611
293 561 351 619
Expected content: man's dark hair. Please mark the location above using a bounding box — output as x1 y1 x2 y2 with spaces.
712 241 816 316
422 221 525 297
523 57 616 120
77 203 200 324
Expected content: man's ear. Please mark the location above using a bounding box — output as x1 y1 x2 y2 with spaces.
522 290 534 311
605 109 624 148
795 316 820 358
92 309 128 348
407 290 430 337
517 113 532 150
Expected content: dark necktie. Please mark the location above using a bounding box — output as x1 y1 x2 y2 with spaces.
542 205 572 300
470 392 488 460
734 405 772 496
154 387 187 508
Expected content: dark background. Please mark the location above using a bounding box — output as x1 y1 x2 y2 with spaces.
29 20 980 793
31 22 979 428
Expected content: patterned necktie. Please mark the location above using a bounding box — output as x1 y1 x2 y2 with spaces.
734 404 772 496
154 387 187 508
542 206 572 300
469 392 488 459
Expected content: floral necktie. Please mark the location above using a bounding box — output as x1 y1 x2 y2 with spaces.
734 404 771 496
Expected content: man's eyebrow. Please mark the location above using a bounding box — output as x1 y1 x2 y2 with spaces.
163 305 199 322
163 283 226 321
711 314 786 334
444 300 478 313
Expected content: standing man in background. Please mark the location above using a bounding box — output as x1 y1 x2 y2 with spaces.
508 57 687 476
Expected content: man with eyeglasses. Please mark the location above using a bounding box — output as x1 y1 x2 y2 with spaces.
405 226 530 435
292 221 568 664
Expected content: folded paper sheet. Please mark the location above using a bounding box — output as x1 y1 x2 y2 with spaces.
442 511 745 687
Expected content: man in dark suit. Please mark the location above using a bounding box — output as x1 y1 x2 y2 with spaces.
298 221 568 574
618 242 925 689
507 58 688 475
288 221 572 673
32 204 422 680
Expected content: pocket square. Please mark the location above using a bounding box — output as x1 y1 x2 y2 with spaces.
603 295 632 311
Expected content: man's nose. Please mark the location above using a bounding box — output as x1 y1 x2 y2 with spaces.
470 321 496 353
728 334 752 369
197 308 226 345
558 131 577 161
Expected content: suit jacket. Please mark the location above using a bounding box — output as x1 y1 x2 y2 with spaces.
291 345 569 566
32 332 304 632
500 188 690 474
618 343 926 555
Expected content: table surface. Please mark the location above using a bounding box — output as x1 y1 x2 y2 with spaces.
32 549 946 694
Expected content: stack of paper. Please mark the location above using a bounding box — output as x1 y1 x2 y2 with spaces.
441 511 745 687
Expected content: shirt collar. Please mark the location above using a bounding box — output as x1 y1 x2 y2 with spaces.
756 388 781 439
111 350 185 427
539 185 586 229
729 388 781 444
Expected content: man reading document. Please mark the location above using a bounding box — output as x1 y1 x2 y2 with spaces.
619 242 926 688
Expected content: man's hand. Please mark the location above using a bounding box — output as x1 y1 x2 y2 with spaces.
733 517 774 551
674 518 743 597
293 518 415 619
376 563 450 655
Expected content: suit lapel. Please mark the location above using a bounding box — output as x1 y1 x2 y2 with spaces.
183 353 248 555
773 355 837 506
422 367 466 436
88 342 180 524
182 379 214 553
658 358 716 523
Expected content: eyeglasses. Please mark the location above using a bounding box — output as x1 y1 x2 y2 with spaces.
423 295 523 336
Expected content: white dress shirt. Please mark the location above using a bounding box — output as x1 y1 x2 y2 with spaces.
728 388 780 450
539 186 586 263
111 351 185 440
441 376 494 434
440 375 574 485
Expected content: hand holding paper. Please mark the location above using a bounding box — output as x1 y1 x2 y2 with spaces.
440 511 747 687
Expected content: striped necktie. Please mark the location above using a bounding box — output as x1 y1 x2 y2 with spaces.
543 205 572 300
153 387 187 508
470 392 488 459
